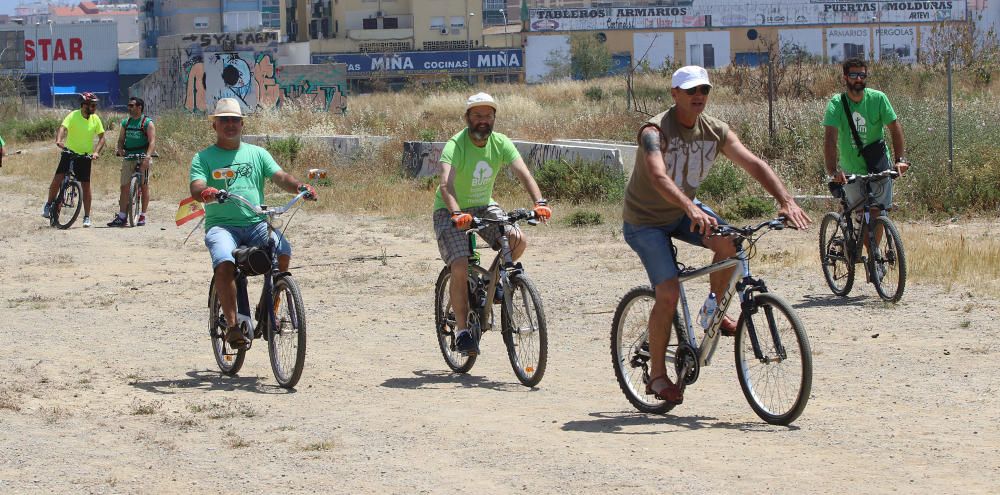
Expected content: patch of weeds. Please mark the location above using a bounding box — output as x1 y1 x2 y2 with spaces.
238 403 257 418
130 398 162 415
302 440 336 452
534 159 625 204
43 406 71 424
565 210 603 227
960 320 971 329
226 433 251 449
584 86 604 101
721 196 774 221
0 390 21 412
7 294 52 309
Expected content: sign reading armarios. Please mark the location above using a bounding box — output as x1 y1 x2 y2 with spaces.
530 8 704 32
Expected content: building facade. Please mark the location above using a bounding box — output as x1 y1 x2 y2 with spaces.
140 0 269 56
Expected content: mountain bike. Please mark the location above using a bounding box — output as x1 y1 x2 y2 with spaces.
49 149 89 229
122 152 158 227
611 217 813 425
433 208 548 387
819 169 906 302
206 167 322 389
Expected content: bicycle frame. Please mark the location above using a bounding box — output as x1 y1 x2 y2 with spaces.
464 209 537 331
835 171 897 265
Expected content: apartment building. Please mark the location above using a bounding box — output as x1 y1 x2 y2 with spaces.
140 0 279 56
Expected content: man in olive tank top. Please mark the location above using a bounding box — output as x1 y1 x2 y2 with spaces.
622 66 811 404
108 97 156 227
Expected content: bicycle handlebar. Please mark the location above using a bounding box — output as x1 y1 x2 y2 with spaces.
468 208 539 231
123 152 159 159
216 189 311 216
712 216 791 238
844 169 899 184
60 148 93 160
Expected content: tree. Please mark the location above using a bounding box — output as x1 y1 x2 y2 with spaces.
570 32 612 80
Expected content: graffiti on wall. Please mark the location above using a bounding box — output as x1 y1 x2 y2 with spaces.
133 32 347 115
275 65 348 114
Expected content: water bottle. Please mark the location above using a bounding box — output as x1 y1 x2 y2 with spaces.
698 293 717 330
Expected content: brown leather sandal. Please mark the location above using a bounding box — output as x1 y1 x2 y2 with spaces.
645 375 683 405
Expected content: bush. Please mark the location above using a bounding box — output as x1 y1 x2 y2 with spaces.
698 161 747 202
721 196 774 221
17 118 60 142
565 210 603 226
533 159 625 204
584 87 604 101
264 136 302 167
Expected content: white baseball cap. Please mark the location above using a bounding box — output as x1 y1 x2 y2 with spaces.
466 92 497 111
671 65 712 89
210 98 244 120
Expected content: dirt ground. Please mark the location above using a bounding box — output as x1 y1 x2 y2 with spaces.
1 174 998 494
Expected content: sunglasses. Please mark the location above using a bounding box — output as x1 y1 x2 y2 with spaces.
126 103 136 107
216 116 243 123
848 72 868 80
684 85 711 96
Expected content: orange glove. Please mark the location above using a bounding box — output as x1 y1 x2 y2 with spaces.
533 202 552 221
298 183 318 200
200 187 220 203
451 211 473 230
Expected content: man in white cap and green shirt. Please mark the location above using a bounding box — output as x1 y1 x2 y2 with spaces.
433 92 552 357
621 65 811 404
188 98 317 348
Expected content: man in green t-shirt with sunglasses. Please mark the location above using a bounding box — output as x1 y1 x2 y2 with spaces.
432 92 552 357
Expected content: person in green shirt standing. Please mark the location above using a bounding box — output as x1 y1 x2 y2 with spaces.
108 96 156 227
189 98 317 348
0 133 5 169
433 92 552 357
44 92 106 227
823 57 909 212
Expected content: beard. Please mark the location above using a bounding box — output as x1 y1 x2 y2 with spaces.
469 122 493 140
849 81 866 92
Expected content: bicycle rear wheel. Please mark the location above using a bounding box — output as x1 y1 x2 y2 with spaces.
209 277 245 375
819 212 854 296
434 266 478 373
268 275 307 388
501 273 547 387
610 286 685 414
735 293 812 425
127 176 141 227
51 180 83 229
870 217 906 303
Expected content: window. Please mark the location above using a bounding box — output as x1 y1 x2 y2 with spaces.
224 11 262 33
383 17 397 29
194 16 209 29
450 16 464 29
430 16 444 30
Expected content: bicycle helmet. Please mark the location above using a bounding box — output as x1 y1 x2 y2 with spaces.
80 92 98 103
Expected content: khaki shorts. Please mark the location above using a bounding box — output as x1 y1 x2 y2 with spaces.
433 205 509 266
845 176 893 211
120 157 149 186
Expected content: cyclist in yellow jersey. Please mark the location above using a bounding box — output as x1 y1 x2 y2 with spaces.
44 92 106 227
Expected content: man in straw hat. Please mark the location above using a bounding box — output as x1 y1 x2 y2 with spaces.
433 92 552 357
622 66 811 404
188 98 317 348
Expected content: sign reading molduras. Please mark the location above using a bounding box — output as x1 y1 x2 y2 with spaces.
528 2 965 30
311 49 523 75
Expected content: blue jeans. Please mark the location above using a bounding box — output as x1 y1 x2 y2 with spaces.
204 222 291 269
623 201 727 287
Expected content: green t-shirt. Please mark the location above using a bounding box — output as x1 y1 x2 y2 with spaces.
61 110 105 155
0 134 5 147
823 88 897 175
432 129 520 211
121 115 151 152
189 143 282 230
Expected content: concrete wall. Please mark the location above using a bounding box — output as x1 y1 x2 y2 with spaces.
243 134 392 161
401 140 623 178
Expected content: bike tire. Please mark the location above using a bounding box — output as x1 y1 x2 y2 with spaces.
51 180 83 230
501 273 548 387
819 212 855 297
127 176 141 227
870 217 907 303
268 275 307 389
209 277 246 375
734 293 812 425
434 266 479 373
610 286 685 414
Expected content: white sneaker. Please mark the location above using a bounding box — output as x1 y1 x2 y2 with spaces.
82 216 92 228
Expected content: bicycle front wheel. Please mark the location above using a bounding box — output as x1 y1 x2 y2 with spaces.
209 277 245 375
127 176 141 227
268 275 307 388
735 293 812 425
434 266 479 373
52 180 83 229
819 212 854 296
610 286 685 414
501 273 547 387
870 217 906 303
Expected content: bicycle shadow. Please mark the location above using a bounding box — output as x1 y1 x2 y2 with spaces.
561 411 797 434
793 293 867 309
129 369 296 395
380 369 533 393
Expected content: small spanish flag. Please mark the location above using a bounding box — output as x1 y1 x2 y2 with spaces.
175 197 205 226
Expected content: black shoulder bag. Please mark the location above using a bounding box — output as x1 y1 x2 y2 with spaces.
841 93 890 174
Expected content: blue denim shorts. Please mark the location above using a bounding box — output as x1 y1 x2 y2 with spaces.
623 201 727 287
205 223 292 269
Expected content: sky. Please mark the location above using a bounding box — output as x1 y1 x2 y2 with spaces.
0 1 23 17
